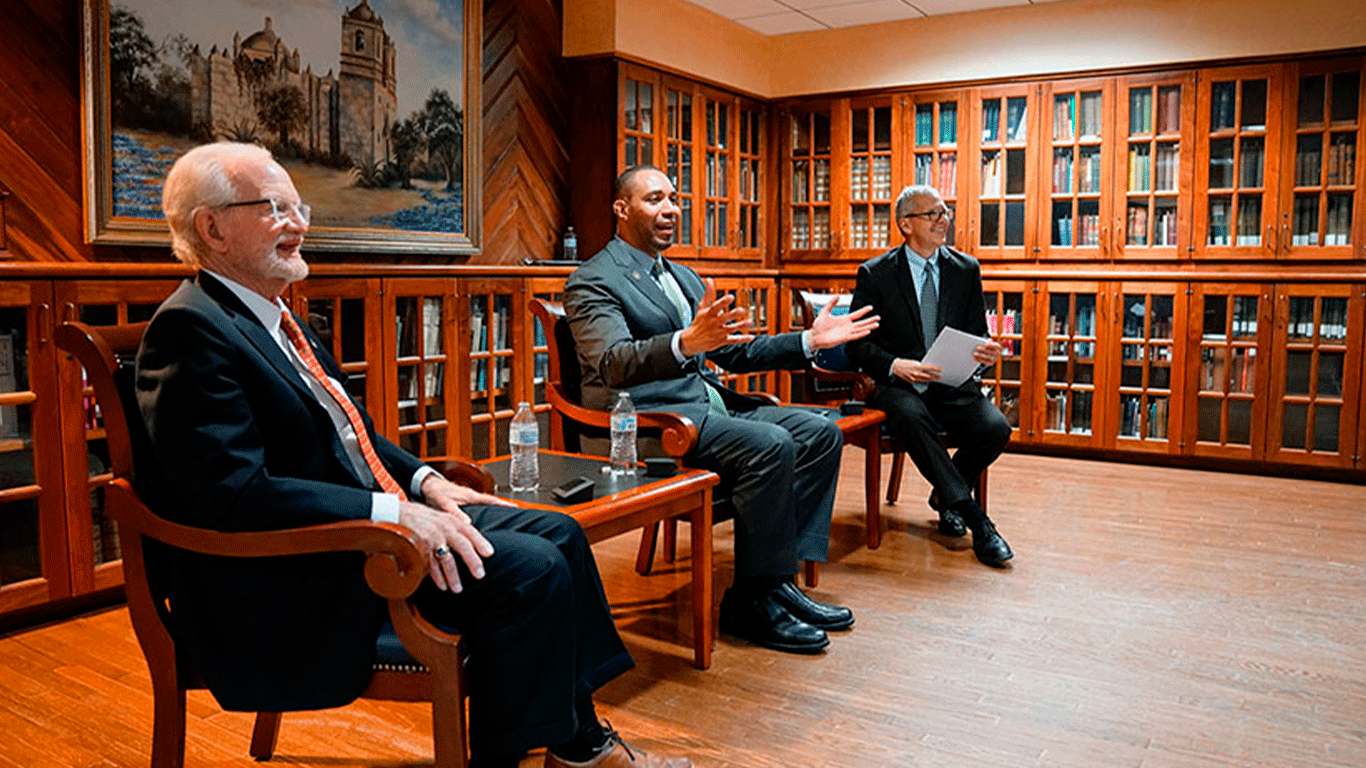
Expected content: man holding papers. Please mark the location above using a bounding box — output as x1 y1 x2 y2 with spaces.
847 185 1015 567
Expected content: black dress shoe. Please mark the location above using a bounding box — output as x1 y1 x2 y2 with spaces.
967 515 1013 568
719 588 829 654
928 492 968 537
769 581 854 631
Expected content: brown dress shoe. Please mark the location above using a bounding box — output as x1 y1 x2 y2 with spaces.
543 729 692 768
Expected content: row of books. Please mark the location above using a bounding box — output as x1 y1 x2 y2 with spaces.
1129 86 1182 136
1208 144 1265 189
1294 137 1357 186
982 99 1028 144
1053 150 1103 194
1209 82 1267 132
1119 395 1169 439
1207 198 1262 246
848 207 892 249
1050 303 1097 337
914 104 958 147
1290 195 1355 246
850 156 894 201
913 153 958 196
1054 213 1103 247
1203 310 1259 339
1048 340 1095 358
1125 205 1180 247
1287 299 1349 340
790 160 831 204
1201 347 1257 393
1122 309 1173 340
985 310 1020 355
1044 389 1092 434
789 208 832 250
1128 143 1180 192
1053 92 1104 140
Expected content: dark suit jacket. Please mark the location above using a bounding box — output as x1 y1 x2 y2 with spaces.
135 272 425 712
563 237 808 428
847 245 990 393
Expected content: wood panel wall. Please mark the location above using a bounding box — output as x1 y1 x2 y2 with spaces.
0 0 571 266
478 0 572 265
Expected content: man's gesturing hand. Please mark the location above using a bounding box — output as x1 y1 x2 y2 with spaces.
678 277 756 357
806 298 880 351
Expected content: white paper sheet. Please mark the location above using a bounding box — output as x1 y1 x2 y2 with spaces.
921 326 990 388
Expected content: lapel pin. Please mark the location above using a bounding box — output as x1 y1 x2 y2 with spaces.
632 270 642 281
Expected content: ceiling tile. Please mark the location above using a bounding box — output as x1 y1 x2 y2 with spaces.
686 0 789 19
803 0 923 27
783 0 890 9
737 11 829 34
911 0 1032 15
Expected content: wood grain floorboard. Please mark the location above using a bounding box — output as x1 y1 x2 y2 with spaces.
0 452 1361 768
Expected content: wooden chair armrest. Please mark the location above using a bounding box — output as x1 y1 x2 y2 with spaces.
106 478 427 600
810 367 878 401
425 457 496 493
752 391 781 407
547 382 700 457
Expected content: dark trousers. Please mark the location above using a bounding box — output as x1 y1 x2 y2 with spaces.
687 405 843 579
868 384 1011 509
413 505 633 759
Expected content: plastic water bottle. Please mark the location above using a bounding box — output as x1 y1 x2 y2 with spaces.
607 391 637 477
509 402 539 491
562 226 578 260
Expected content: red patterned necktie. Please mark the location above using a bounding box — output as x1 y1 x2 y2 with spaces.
279 309 407 500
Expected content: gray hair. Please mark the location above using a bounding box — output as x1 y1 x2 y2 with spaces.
894 184 942 219
162 142 274 268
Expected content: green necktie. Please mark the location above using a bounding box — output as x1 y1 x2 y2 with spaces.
655 258 728 415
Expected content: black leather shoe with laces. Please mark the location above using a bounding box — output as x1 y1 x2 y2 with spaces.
928 492 968 537
958 504 1013 567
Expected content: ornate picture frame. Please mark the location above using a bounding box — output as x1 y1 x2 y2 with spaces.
81 0 481 254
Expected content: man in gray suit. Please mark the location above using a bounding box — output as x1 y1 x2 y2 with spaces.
564 165 878 654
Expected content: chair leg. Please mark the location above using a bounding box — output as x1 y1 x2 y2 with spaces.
635 523 660 575
149 674 188 768
886 452 907 504
662 518 678 564
249 713 282 761
976 468 988 511
803 561 819 588
431 697 469 768
863 442 882 550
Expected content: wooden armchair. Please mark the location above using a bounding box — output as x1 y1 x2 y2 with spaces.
56 320 491 768
530 299 884 587
796 291 989 547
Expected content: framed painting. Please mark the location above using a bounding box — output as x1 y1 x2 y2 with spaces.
81 0 481 254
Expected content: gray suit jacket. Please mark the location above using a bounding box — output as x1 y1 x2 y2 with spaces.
563 238 808 427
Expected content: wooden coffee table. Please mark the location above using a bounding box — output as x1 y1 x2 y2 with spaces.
480 450 721 669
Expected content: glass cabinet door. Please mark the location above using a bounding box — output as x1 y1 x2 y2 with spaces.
1194 65 1283 258
1114 72 1195 260
291 278 385 432
981 280 1031 440
702 92 733 251
1266 284 1362 467
845 97 898 255
1112 283 1184 453
971 85 1036 260
663 79 695 249
1035 283 1106 446
0 282 65 613
1280 58 1363 259
1185 284 1273 460
621 71 657 169
785 104 833 256
737 104 764 256
907 90 963 248
384 278 459 461
1040 78 1113 259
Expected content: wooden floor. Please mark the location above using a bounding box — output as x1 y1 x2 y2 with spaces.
2 452 1363 768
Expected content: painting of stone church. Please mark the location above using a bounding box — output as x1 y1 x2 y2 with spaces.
108 0 465 235
189 3 396 169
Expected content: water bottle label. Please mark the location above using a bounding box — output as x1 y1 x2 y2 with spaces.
511 424 538 446
611 414 636 432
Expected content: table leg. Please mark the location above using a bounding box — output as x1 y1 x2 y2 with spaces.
689 488 713 670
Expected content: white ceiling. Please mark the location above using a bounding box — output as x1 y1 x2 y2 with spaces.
681 0 1063 35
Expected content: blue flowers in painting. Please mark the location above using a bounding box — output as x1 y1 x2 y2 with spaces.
112 133 177 219
369 188 464 233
